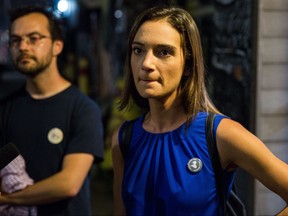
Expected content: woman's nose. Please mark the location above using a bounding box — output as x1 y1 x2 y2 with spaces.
141 51 155 72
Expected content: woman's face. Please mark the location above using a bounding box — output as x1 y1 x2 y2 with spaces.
131 19 185 103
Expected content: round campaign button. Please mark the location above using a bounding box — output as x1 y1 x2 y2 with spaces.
47 127 64 144
187 158 203 173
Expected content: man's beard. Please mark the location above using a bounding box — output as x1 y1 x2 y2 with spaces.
14 53 52 77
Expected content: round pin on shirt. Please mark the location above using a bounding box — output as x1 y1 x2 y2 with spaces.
47 128 64 144
187 158 203 173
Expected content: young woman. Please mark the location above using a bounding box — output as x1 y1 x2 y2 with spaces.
112 6 288 216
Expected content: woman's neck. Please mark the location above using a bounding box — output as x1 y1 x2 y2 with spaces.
143 104 187 133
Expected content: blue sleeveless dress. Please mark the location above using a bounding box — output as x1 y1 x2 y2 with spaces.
119 112 235 216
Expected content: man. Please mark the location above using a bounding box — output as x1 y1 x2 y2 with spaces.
0 6 103 215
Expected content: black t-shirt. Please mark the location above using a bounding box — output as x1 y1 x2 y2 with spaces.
0 85 104 215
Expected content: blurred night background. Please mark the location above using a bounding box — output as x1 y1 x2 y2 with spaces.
0 0 256 215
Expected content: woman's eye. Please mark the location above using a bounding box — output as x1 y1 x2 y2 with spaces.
132 47 142 55
157 49 172 57
160 49 169 56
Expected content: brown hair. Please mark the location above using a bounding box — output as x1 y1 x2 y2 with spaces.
9 6 64 41
119 6 220 121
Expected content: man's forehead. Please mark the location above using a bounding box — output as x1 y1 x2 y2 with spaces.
11 13 49 35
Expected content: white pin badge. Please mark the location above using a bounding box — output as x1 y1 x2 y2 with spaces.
47 128 64 144
187 158 203 173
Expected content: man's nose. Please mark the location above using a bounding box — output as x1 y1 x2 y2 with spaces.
18 37 30 49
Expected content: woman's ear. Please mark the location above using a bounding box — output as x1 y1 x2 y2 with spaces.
183 62 192 76
52 40 64 56
183 68 190 76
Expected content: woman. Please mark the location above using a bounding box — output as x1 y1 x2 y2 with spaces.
112 6 288 215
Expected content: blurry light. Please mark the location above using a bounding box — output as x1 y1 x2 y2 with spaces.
0 30 9 43
114 9 123 19
57 0 69 13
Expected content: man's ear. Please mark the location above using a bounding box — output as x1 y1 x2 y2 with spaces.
52 40 64 56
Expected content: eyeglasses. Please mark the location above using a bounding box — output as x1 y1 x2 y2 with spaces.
9 33 52 48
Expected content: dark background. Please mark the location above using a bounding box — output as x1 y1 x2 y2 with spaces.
0 0 256 215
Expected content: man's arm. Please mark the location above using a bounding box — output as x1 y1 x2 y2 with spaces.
0 153 94 205
277 207 288 215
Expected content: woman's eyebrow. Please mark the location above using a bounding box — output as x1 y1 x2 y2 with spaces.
132 41 143 46
132 41 177 50
155 44 177 51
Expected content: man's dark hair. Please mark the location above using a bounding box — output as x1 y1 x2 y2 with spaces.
9 6 64 41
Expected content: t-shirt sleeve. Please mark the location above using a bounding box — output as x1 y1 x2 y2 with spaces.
65 97 104 163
